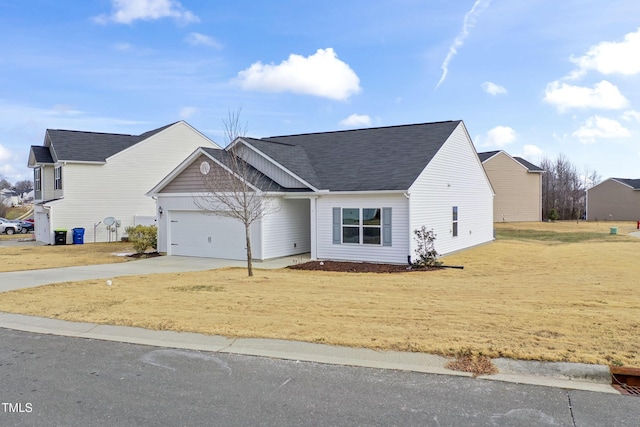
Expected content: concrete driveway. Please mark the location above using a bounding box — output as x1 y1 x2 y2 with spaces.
0 253 310 293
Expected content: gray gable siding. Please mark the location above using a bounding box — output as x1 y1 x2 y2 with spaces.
158 151 242 194
245 121 462 192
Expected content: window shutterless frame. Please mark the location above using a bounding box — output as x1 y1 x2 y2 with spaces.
452 206 458 237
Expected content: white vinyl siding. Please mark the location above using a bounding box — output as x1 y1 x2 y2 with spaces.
155 194 310 260
261 198 311 259
38 122 219 243
317 194 409 264
409 123 493 257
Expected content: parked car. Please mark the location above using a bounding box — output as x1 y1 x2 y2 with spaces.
13 220 34 234
0 217 21 235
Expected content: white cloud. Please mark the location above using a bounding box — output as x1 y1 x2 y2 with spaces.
94 0 199 25
522 144 543 159
235 48 361 101
572 116 631 144
436 0 492 89
482 81 507 96
339 114 372 127
622 110 640 122
569 27 640 79
0 144 11 163
179 106 197 119
480 125 516 147
543 80 629 112
185 32 222 49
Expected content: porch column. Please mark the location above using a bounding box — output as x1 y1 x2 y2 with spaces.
309 196 317 260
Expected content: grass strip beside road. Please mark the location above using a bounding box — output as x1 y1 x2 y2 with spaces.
0 221 638 367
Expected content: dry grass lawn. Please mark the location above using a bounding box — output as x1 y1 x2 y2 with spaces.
0 221 639 367
0 241 136 272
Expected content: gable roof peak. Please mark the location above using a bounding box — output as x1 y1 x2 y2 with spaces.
241 120 464 192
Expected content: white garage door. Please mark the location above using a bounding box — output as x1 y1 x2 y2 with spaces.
169 211 247 259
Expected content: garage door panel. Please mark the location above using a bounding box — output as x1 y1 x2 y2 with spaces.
170 211 246 259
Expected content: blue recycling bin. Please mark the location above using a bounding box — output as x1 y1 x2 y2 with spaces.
72 227 85 244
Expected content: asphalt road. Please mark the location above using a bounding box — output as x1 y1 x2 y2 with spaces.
1 329 638 426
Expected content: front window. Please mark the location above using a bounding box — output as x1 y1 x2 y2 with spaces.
54 166 63 190
342 208 381 245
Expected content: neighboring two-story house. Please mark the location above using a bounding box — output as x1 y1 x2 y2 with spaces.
27 121 220 244
478 150 544 222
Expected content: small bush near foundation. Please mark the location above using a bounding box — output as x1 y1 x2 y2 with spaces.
125 225 157 254
412 226 442 268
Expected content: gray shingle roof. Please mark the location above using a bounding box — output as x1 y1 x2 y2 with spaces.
37 122 177 163
244 121 462 192
477 150 543 172
612 178 640 189
477 150 500 163
30 146 54 164
513 157 544 172
201 147 288 192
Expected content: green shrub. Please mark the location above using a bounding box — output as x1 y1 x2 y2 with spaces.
125 225 157 254
412 226 442 268
548 208 559 222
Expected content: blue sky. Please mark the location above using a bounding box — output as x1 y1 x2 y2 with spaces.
1 0 639 184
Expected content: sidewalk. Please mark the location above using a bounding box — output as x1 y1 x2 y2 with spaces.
0 253 618 395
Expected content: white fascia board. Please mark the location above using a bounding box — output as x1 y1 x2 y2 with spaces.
106 122 179 163
179 121 223 149
479 151 502 163
233 138 320 192
609 178 635 190
146 147 211 197
459 121 496 197
205 152 263 194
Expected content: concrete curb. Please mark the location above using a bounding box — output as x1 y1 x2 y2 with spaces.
0 312 618 395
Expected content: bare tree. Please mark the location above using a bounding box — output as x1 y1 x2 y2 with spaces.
541 154 600 220
13 180 33 195
194 108 279 276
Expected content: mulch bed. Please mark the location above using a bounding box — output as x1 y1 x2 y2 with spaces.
287 260 439 273
126 251 162 259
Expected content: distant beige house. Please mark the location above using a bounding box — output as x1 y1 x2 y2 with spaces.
478 150 544 222
586 178 640 221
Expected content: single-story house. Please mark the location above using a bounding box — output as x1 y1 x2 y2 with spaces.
148 120 495 264
1 189 20 207
586 178 640 221
478 150 544 222
27 121 220 244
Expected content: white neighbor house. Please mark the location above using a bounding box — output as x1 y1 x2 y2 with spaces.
148 121 494 264
28 121 220 244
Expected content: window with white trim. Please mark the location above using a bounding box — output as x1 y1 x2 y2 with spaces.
452 206 458 237
54 166 63 190
34 168 41 192
339 208 382 245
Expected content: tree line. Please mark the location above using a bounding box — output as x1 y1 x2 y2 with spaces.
0 177 33 195
539 154 600 221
